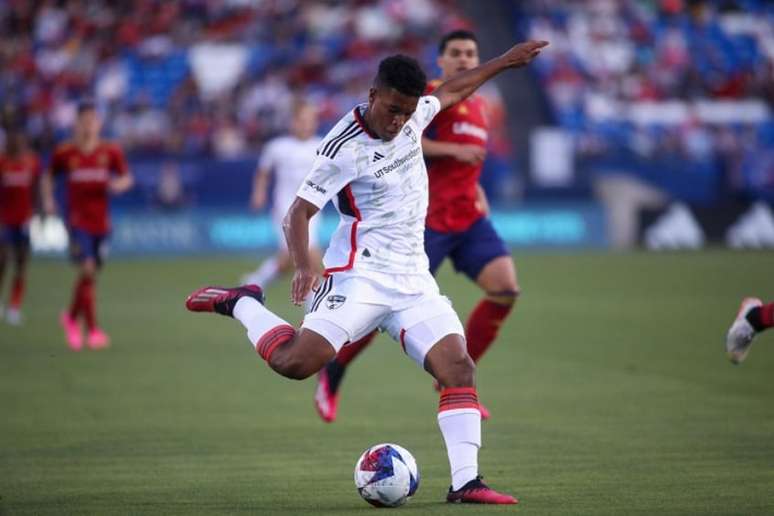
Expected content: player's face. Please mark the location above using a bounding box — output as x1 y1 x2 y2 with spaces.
291 105 318 140
438 39 479 79
75 109 102 141
367 87 419 141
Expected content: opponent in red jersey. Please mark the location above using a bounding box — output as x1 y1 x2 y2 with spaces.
41 101 134 350
0 126 41 325
314 30 520 423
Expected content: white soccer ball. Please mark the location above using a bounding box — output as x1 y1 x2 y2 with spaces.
354 443 419 507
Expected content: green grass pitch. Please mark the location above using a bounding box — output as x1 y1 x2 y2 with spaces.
1 250 773 515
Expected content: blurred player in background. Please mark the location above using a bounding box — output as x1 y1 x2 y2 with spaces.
726 298 774 364
0 122 41 325
241 100 323 288
187 39 547 504
314 30 520 423
41 101 134 350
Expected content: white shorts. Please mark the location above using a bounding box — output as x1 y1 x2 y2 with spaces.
302 270 465 366
273 210 320 251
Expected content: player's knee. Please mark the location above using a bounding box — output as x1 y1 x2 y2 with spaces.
81 261 97 278
486 288 520 306
438 350 476 388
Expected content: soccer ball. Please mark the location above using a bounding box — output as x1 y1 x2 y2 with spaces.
354 443 419 507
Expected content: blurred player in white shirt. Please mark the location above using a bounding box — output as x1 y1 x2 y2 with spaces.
241 101 323 287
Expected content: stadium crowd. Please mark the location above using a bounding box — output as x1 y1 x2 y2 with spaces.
0 0 472 157
521 0 774 199
1 0 772 202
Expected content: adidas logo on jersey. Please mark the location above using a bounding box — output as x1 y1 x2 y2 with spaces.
373 152 385 162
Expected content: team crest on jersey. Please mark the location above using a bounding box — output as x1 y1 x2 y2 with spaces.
403 125 416 143
69 156 80 169
97 153 109 166
326 294 346 310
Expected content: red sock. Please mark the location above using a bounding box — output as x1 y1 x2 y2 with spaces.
761 303 774 329
9 275 25 309
438 386 479 411
335 330 377 366
256 324 296 362
69 276 88 319
465 299 513 363
81 277 97 330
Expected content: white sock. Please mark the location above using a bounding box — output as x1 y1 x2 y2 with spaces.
438 408 481 490
250 256 280 287
233 297 290 350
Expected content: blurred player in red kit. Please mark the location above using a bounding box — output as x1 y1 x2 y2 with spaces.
41 101 134 350
0 124 41 325
314 30 520 423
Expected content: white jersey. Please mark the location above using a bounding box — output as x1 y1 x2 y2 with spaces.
296 95 442 279
259 135 322 221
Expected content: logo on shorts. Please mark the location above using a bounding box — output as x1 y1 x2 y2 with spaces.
326 294 346 310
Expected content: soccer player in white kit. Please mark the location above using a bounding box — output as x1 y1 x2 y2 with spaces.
186 39 548 504
241 101 323 287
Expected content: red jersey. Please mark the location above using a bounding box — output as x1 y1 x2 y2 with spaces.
0 152 41 226
424 80 489 232
50 141 129 235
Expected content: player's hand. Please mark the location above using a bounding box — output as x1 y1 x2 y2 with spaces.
108 176 133 195
291 267 320 306
453 144 486 165
107 180 122 194
500 40 549 68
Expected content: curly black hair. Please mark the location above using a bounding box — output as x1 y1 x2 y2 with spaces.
374 55 427 98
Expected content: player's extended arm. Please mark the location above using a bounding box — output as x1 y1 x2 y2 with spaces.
250 167 271 211
421 137 486 165
284 197 321 305
109 172 134 195
432 40 548 111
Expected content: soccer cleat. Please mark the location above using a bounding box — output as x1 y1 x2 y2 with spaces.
5 307 22 326
87 328 110 350
60 311 83 351
447 476 518 504
185 285 265 317
726 297 763 364
314 365 339 423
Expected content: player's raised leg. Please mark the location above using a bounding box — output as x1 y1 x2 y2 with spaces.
726 298 773 364
185 284 338 379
